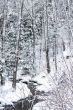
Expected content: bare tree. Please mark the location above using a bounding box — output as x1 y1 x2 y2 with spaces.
52 0 58 72
31 0 36 73
12 0 24 89
0 0 7 85
45 0 50 73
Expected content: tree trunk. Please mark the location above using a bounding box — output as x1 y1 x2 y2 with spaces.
31 0 35 73
46 45 50 73
52 0 57 71
45 0 50 73
12 0 24 89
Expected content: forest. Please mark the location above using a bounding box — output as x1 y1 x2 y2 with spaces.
0 0 73 110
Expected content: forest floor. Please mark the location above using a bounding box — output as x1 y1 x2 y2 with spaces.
0 48 73 110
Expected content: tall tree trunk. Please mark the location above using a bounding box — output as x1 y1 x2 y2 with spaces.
12 0 24 89
53 35 57 71
31 0 36 74
62 40 65 51
52 0 57 71
63 0 73 53
0 0 7 85
39 15 43 72
1 17 4 85
45 0 50 73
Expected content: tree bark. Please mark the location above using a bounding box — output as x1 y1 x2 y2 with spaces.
45 0 50 73
12 0 24 89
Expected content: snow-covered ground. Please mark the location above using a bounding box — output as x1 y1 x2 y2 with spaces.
32 101 49 110
0 79 31 107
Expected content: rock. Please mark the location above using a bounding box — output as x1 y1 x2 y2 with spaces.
3 95 41 110
22 81 28 84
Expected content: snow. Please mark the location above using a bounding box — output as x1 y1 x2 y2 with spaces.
33 48 73 92
0 0 73 110
0 47 72 109
33 72 56 92
32 32 73 109
32 101 49 110
0 80 31 106
17 70 31 82
0 11 73 109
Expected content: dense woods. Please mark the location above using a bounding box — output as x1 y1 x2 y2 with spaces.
0 0 73 110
